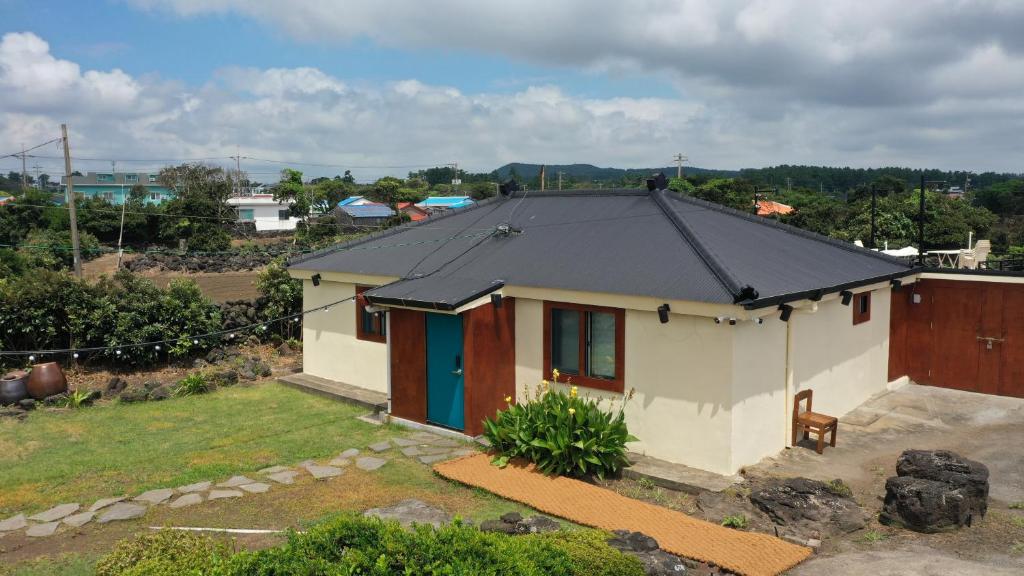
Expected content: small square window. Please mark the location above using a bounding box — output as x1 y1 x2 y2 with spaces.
125 174 139 183
853 292 871 325
355 286 387 343
148 175 157 183
278 209 291 221
544 301 624 392
238 209 254 221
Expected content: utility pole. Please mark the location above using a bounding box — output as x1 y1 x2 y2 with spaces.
539 165 546 191
673 153 687 179
61 124 83 277
19 143 27 190
449 162 459 193
234 146 242 196
114 159 129 270
918 174 926 266
869 186 877 250
557 171 564 191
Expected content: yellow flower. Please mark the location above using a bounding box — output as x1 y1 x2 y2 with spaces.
552 368 560 381
568 407 576 415
504 395 512 403
570 386 578 398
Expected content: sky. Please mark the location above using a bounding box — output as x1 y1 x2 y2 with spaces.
1 0 1023 182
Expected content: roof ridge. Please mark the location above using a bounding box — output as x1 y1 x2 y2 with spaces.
650 189 757 303
665 191 913 268
288 194 506 268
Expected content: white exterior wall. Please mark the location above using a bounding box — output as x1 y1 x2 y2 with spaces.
245 203 299 231
730 315 788 472
514 299 737 475
301 280 388 393
788 288 892 419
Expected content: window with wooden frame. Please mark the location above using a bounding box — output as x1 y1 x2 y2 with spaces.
543 301 625 393
853 291 871 325
355 286 387 343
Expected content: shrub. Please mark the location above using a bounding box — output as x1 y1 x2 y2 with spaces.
825 478 853 498
95 530 231 576
721 514 748 529
483 371 637 479
96 516 644 576
63 389 93 409
174 373 209 397
255 257 302 340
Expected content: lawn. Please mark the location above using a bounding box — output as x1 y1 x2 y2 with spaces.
0 382 395 516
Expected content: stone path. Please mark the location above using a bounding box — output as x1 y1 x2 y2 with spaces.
0 426 478 540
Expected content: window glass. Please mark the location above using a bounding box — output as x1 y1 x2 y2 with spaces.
278 209 290 220
587 312 616 379
859 294 869 314
238 209 254 221
551 308 580 374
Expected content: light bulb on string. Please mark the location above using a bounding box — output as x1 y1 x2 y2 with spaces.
73 352 79 359
28 355 35 362
155 345 161 351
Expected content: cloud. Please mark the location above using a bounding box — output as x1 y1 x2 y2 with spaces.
1 19 1023 180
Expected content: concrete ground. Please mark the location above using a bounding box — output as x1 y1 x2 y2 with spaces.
744 383 1024 575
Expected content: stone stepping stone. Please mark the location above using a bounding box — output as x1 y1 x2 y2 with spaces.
240 483 271 494
29 503 80 523
0 514 27 532
392 438 420 447
418 445 454 455
258 465 292 475
267 470 300 485
368 441 392 453
400 446 423 457
63 511 96 528
178 481 212 493
208 489 244 500
304 464 344 479
26 522 60 538
134 488 174 505
356 456 388 471
89 496 127 512
364 499 453 528
217 475 256 488
428 438 462 448
97 503 147 523
338 448 360 458
418 453 453 465
169 493 204 508
328 457 352 467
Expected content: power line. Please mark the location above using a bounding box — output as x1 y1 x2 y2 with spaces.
0 137 63 160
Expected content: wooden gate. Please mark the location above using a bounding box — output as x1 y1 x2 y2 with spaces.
889 278 1024 398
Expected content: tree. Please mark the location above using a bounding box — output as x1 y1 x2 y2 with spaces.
158 164 234 251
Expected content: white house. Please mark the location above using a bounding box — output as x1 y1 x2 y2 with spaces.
287 187 916 476
227 194 299 231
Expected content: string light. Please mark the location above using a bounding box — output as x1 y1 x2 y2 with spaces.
155 345 161 351
73 353 79 359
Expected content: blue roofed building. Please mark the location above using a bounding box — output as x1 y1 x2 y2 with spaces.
338 196 376 207
416 196 474 214
61 172 174 205
334 202 395 230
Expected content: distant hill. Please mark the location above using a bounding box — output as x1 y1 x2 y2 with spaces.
492 163 738 182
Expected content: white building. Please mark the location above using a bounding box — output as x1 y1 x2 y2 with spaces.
227 194 299 231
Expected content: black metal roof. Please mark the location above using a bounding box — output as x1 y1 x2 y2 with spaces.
289 188 916 310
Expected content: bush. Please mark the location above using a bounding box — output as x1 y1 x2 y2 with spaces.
721 514 748 529
483 371 637 479
95 530 231 576
174 373 209 397
255 257 302 340
96 516 644 576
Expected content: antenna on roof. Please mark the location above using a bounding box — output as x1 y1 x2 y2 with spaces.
646 172 669 192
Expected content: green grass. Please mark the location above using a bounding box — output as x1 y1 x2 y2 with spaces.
0 382 396 516
1010 501 1024 510
0 555 96 576
862 529 888 543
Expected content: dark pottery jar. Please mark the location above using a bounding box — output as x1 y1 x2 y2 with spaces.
0 370 29 405
26 363 68 400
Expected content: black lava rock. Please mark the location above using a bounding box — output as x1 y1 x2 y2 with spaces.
18 398 36 411
749 477 866 536
880 450 989 533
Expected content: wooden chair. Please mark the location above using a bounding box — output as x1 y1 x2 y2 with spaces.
792 389 838 454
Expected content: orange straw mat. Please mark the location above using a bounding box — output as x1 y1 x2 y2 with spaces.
435 454 811 576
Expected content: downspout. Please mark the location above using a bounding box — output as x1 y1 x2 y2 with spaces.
385 311 392 418
783 313 794 449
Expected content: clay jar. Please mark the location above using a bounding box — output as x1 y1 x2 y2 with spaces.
26 362 68 400
0 370 29 405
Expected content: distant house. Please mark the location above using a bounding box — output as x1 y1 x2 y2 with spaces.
945 186 965 200
397 202 429 222
416 196 474 214
334 203 395 229
338 196 377 207
61 172 173 204
0 195 11 206
756 199 794 217
227 194 299 231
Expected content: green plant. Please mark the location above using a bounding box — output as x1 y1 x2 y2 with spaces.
63 389 93 409
95 530 231 576
1012 516 1024 529
721 515 748 529
1010 501 1024 510
862 529 888 543
96 516 644 576
825 479 853 498
173 373 209 397
483 372 637 479
1012 540 1024 555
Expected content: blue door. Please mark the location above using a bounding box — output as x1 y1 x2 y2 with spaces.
426 313 465 430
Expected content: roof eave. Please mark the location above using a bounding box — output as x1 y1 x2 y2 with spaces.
742 268 921 310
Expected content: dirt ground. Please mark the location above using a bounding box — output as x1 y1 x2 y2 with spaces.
81 253 261 303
